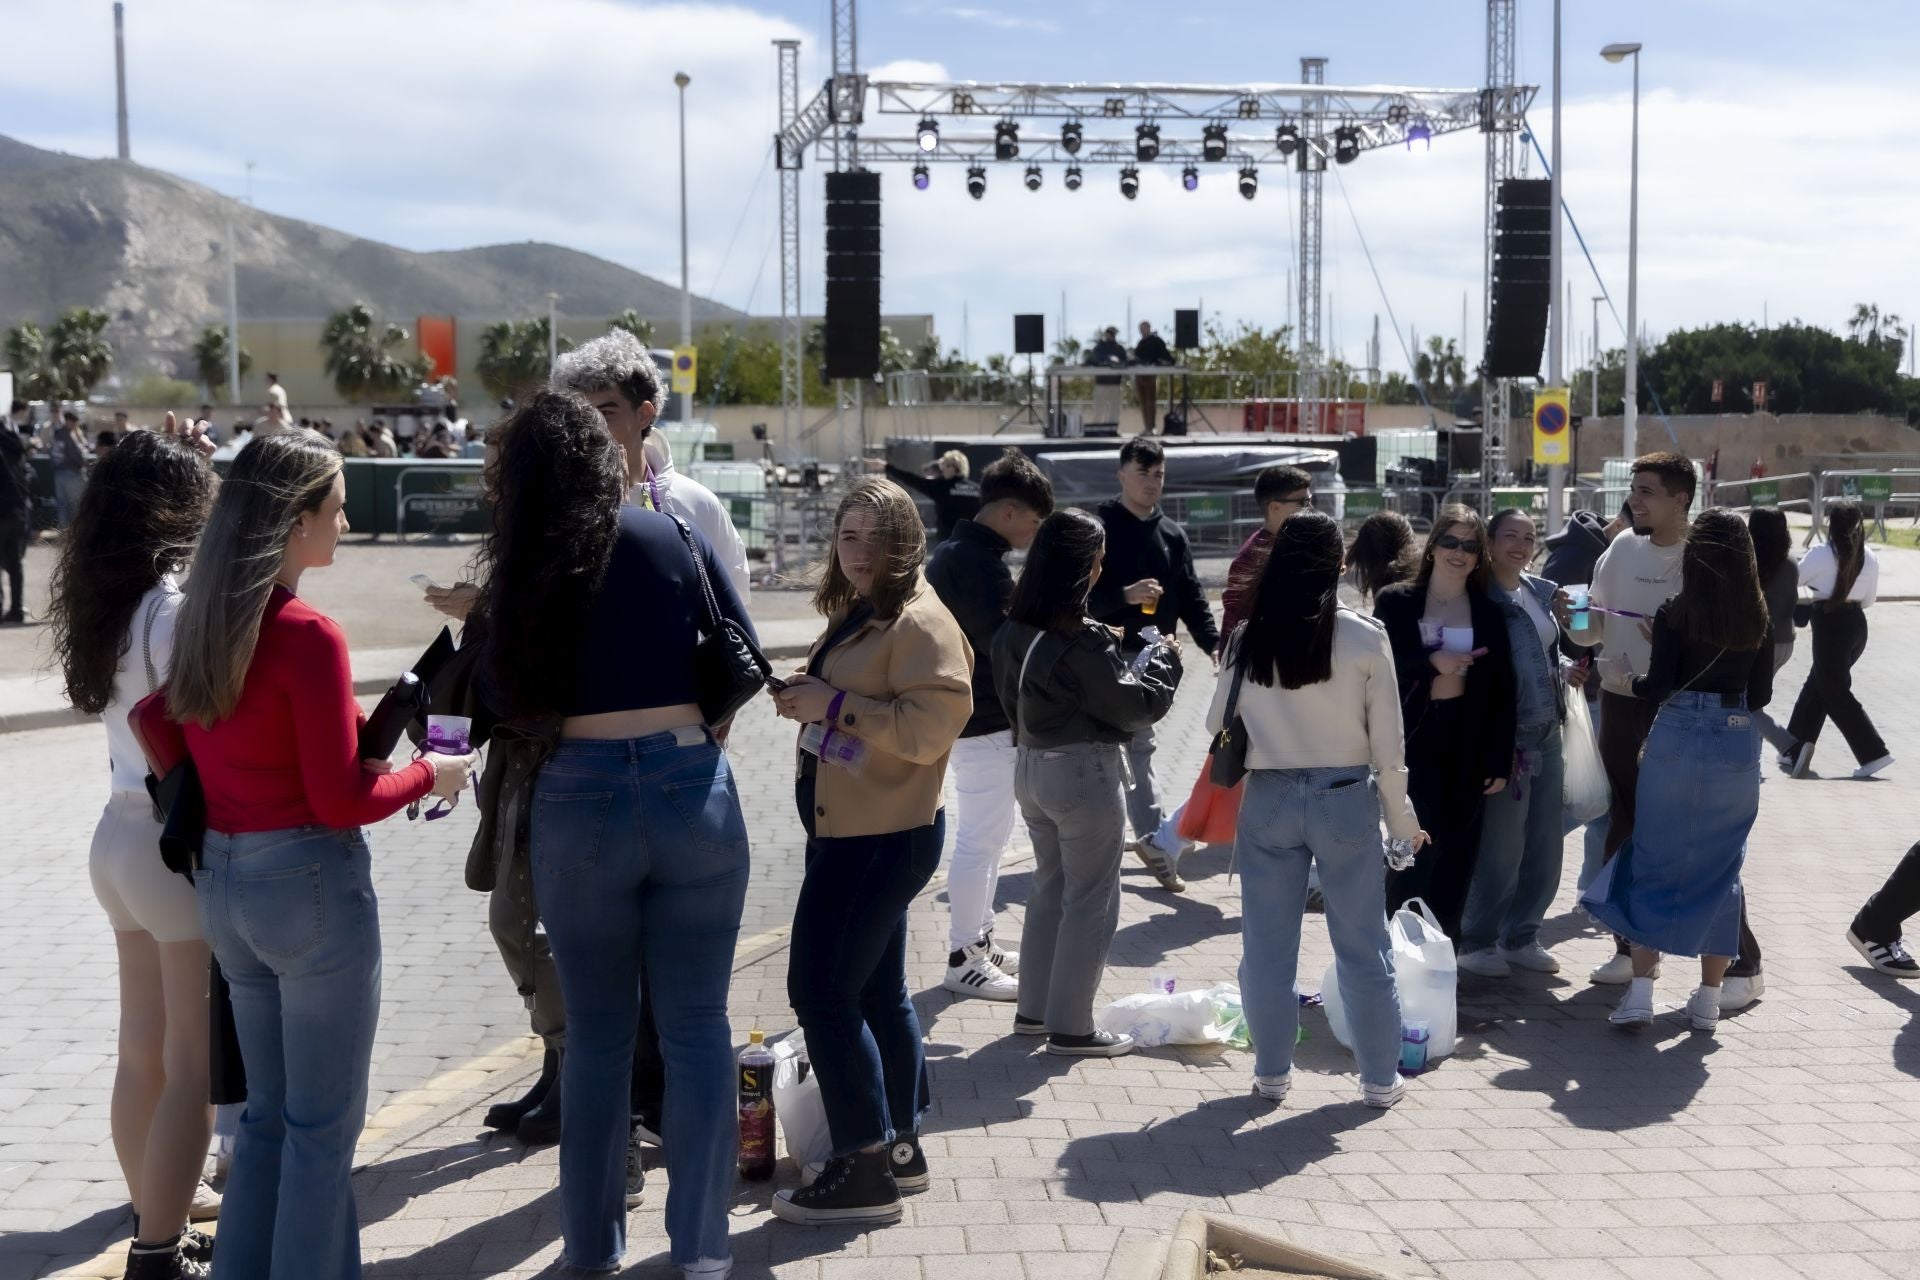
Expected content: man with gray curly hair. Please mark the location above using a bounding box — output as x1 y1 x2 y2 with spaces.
552 329 750 595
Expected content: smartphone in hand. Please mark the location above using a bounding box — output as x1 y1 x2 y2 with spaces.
410 574 443 590
764 675 792 693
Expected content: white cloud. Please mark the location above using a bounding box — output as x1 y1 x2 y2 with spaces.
927 6 1061 35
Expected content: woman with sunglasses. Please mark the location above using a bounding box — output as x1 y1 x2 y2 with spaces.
1372 504 1515 939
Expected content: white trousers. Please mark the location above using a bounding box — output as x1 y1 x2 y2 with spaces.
947 730 1019 952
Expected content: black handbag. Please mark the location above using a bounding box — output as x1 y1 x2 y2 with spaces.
1208 625 1250 787
152 760 207 877
670 516 771 725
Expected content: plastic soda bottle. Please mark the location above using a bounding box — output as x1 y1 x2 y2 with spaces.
738 1030 776 1181
1399 1021 1431 1077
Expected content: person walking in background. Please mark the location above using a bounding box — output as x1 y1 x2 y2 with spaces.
1088 437 1218 892
993 509 1182 1058
0 409 29 623
1219 511 1424 1110
1848 841 1920 978
885 450 981 545
1342 510 1420 608
49 429 222 1279
770 479 971 1228
1457 509 1582 980
1782 499 1892 781
169 431 474 1278
1220 466 1315 636
1132 320 1175 434
264 371 288 416
1580 510 1772 1034
925 449 1055 1002
1747 507 1798 759
1372 505 1514 941
51 409 91 530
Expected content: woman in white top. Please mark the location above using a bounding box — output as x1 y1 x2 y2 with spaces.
48 426 221 1278
1783 500 1891 780
1208 511 1427 1110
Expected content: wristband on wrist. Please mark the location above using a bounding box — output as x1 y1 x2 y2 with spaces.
826 690 847 724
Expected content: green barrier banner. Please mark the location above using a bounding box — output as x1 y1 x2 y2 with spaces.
1746 480 1779 506
1846 474 1894 503
1185 494 1230 524
1492 490 1547 514
1342 489 1385 516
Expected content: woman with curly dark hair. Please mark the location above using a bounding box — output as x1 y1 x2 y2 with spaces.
1344 510 1419 606
47 426 221 1278
478 390 754 1278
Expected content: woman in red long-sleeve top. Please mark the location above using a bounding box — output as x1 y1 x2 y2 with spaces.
168 432 474 1280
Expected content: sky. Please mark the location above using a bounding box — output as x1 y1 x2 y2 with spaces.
4 0 1918 378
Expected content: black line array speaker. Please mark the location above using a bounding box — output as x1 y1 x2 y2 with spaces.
1013 314 1045 355
1173 308 1200 350
824 170 882 380
1485 177 1551 379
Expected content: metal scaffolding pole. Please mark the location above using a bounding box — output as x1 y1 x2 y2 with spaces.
1482 0 1519 494
776 39 804 452
1298 57 1326 436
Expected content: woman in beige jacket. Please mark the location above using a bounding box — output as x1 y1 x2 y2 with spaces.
770 478 973 1228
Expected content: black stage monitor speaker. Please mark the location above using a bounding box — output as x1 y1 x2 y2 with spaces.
1013 314 1045 355
1485 178 1551 378
825 171 882 380
1174 308 1200 350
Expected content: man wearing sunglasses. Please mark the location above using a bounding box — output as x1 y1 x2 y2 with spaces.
1221 466 1315 636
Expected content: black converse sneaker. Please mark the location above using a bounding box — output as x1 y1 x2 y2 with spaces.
888 1130 929 1192
625 1126 646 1207
125 1236 211 1279
771 1149 902 1226
133 1220 213 1265
1848 929 1920 977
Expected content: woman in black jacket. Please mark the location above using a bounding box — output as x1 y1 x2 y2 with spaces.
1372 504 1515 939
991 509 1182 1057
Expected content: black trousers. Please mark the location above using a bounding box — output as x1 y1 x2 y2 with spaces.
1854 842 1920 945
1390 699 1490 942
1788 605 1887 766
0 515 24 617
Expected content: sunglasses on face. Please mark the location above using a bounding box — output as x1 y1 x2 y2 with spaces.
1434 534 1483 555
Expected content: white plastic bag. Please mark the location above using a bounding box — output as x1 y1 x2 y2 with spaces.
1561 691 1609 824
1322 897 1457 1061
769 1031 830 1169
1096 984 1239 1048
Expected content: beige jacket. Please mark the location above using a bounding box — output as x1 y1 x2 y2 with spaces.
800 577 973 838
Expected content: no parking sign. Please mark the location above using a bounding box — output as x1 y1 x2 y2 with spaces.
1532 386 1570 466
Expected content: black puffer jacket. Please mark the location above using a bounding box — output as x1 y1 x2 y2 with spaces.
925 518 1014 737
990 618 1181 749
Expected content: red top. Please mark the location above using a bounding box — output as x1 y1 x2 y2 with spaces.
1220 527 1274 638
185 588 436 833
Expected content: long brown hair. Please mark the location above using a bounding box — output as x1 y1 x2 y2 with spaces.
1414 503 1493 592
1825 500 1866 611
811 479 927 620
1667 508 1769 650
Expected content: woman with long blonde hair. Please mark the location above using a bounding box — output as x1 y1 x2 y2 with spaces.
171 431 473 1278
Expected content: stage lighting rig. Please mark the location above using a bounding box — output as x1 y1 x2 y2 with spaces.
1135 122 1160 161
1237 165 1258 200
1406 119 1433 149
1024 165 1042 191
1181 166 1199 191
994 120 1020 160
912 163 929 190
966 166 987 199
1201 123 1229 163
1333 124 1361 164
1274 123 1300 156
1119 165 1140 200
1059 120 1083 154
916 117 939 151
1064 165 1083 191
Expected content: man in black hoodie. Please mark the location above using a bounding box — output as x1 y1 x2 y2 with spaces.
925 449 1055 999
1088 437 1214 891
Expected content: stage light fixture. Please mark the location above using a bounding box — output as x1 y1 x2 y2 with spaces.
1024 165 1043 192
912 163 929 190
1181 166 1199 192
1274 123 1300 156
1237 165 1258 200
1119 165 1140 200
1333 124 1362 164
1135 122 1160 162
1103 96 1127 117
1386 103 1411 125
994 120 1020 161
966 166 987 199
1061 121 1083 154
1201 123 1229 163
916 117 939 152
1238 96 1261 120
1064 165 1083 191
1406 119 1433 150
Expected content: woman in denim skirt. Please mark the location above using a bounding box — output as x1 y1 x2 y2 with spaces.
1580 509 1773 1034
1214 512 1428 1109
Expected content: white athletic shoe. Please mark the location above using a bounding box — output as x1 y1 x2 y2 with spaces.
1590 953 1658 985
189 1178 222 1222
1718 973 1764 1011
983 935 1020 977
1500 942 1562 974
1362 1078 1407 1109
1609 976 1656 1028
1457 948 1512 978
1855 754 1894 780
943 942 1018 1002
1252 1074 1292 1102
1685 985 1722 1032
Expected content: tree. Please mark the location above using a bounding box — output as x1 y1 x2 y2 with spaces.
4 309 116 399
475 316 572 401
191 324 252 398
609 310 656 346
1413 336 1467 407
1848 303 1906 364
1187 317 1297 400
1638 320 1913 417
3 322 55 399
319 302 424 403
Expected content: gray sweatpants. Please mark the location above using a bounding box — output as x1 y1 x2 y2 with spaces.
1014 742 1127 1036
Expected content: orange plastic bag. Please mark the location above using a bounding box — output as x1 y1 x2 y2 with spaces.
1176 763 1245 846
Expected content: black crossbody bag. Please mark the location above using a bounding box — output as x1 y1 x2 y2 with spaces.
670 516 772 725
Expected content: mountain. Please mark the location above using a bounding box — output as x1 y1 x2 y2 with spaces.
0 134 746 377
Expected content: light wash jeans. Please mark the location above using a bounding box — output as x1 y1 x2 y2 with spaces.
194 825 381 1280
946 730 1018 952
1462 721 1566 955
532 730 749 1272
1235 766 1402 1087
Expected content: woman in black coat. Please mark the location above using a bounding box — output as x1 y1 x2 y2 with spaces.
1372 504 1515 939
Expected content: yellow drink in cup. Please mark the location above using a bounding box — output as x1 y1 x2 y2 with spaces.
1141 592 1158 615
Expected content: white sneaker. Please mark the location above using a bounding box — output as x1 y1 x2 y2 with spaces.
189 1178 222 1222
983 935 1019 977
943 942 1018 1001
1685 985 1722 1032
1719 973 1764 1011
1855 754 1894 780
1589 952 1643 985
1500 942 1562 974
682 1259 733 1279
1457 948 1511 978
1131 836 1187 893
1252 1074 1291 1102
1361 1078 1406 1109
1609 976 1655 1027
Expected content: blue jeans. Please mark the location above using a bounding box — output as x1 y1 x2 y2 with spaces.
194 826 381 1280
532 731 749 1271
790 776 941 1157
1462 721 1567 954
1235 766 1402 1088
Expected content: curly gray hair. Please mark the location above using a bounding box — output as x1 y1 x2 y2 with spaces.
551 328 666 416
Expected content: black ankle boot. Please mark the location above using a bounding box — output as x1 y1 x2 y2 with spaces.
485 1046 557 1132
515 1048 563 1144
125 1235 211 1279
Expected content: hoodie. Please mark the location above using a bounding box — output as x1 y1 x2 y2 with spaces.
1087 498 1220 656
1541 509 1609 589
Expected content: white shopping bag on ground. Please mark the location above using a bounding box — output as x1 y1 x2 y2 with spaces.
1321 897 1457 1060
770 1030 831 1169
1096 984 1239 1048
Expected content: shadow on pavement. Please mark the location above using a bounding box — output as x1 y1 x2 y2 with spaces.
1844 964 1920 1078
0 1205 133 1280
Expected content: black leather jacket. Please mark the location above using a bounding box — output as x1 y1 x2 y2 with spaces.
925 518 1014 737
991 618 1181 748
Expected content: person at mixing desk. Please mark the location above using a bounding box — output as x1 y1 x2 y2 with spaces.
1088 326 1130 430
1133 321 1174 434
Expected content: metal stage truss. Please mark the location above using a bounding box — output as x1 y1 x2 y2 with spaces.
773 0 1537 469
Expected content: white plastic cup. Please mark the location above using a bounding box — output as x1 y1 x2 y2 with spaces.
426 714 472 755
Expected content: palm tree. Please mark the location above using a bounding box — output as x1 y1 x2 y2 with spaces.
3 323 56 399
609 309 656 346
1848 303 1904 353
1413 335 1466 405
47 307 114 398
191 324 252 399
475 317 568 401
1051 335 1083 364
319 302 421 403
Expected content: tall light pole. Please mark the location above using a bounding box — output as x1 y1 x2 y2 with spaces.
675 70 693 424
1591 294 1605 418
1545 0 1565 533
547 292 559 378
1602 41 1643 463
225 217 241 406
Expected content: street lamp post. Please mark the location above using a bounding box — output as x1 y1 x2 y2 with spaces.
675 71 693 425
1602 41 1643 463
1590 295 1605 419
547 292 559 378
1546 0 1564 533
